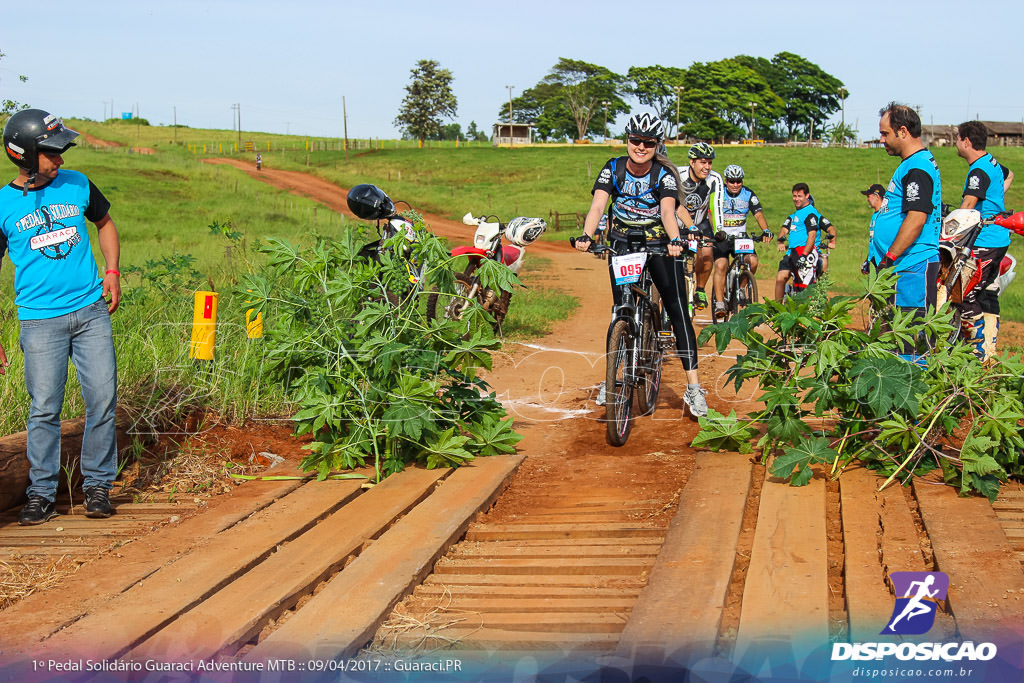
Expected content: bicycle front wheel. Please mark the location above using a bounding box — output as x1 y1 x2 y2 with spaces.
426 272 477 322
605 319 635 446
635 305 662 416
739 271 758 311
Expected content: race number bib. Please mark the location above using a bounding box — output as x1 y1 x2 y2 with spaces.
612 252 648 285
733 238 755 254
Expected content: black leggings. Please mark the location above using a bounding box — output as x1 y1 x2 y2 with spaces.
608 253 699 371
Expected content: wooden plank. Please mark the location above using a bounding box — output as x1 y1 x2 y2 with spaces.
618 453 752 661
415 584 642 599
466 523 666 541
912 479 1024 640
24 478 366 661
419 597 636 613
244 455 523 662
127 467 447 661
433 557 652 576
454 543 660 559
840 468 899 642
735 474 829 655
0 477 307 653
376 626 618 651
422 574 647 589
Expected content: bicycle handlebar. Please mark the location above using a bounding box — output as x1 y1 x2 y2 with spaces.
569 236 670 257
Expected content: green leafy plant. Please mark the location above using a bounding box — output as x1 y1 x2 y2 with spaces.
696 269 1024 501
239 217 521 482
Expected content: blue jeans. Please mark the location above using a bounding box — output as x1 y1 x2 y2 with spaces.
19 299 118 499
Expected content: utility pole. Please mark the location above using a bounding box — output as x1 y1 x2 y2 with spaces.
749 101 758 139
602 101 609 140
506 85 514 147
837 87 848 147
236 103 241 149
173 106 177 144
673 85 684 142
342 96 350 162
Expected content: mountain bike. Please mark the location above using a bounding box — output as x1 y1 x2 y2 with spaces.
427 212 546 333
572 230 673 446
715 231 770 321
677 229 714 319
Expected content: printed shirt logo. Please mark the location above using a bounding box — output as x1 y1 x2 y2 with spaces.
968 175 981 190
597 168 612 184
906 182 920 202
16 205 83 260
881 571 949 635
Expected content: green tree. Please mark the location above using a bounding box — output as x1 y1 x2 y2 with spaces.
503 59 627 141
767 52 843 140
1 48 29 116
627 65 687 138
466 120 488 142
394 59 458 144
438 122 462 141
680 59 783 141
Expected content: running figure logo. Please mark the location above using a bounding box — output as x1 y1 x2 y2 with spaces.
881 571 949 635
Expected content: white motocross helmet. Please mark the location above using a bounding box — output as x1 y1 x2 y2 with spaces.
941 208 982 245
505 217 547 247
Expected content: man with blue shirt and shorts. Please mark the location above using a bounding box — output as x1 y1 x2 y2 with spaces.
774 183 821 300
0 109 122 525
872 102 942 359
956 120 1012 361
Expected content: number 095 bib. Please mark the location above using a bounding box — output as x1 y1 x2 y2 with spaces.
612 252 649 285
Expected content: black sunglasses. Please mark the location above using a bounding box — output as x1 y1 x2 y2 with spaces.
628 137 658 149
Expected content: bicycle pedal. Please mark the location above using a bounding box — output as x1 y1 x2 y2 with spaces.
657 331 675 348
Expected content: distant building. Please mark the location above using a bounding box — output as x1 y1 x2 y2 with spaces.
492 123 533 146
923 121 1024 147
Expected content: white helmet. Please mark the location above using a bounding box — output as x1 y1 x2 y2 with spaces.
941 208 982 245
505 217 547 247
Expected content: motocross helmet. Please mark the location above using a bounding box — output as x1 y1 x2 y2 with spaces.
346 184 395 220
505 217 547 247
4 109 79 176
688 142 715 160
723 164 744 181
624 113 665 141
941 208 982 245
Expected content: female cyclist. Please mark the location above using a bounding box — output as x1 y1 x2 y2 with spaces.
573 113 707 418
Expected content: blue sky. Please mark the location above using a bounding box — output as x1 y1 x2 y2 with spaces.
2 0 1022 140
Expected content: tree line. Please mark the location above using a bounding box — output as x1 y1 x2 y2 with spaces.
394 53 849 144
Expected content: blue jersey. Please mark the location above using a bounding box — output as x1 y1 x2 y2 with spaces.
871 149 941 272
0 170 109 320
593 156 678 240
722 186 763 236
964 152 1008 249
782 204 823 251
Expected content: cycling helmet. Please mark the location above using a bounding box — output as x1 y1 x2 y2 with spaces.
346 184 395 220
505 216 547 247
3 108 79 176
688 142 715 160
723 164 744 181
624 113 665 141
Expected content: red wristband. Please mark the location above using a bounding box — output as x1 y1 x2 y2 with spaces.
105 269 120 277
885 251 897 262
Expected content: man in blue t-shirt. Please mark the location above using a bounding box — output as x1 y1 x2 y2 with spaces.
955 120 1013 361
872 103 941 311
0 109 121 525
859 184 885 274
774 183 821 300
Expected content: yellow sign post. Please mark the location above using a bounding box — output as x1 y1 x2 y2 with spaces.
189 291 219 360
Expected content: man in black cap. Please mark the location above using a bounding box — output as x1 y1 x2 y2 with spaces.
860 183 885 274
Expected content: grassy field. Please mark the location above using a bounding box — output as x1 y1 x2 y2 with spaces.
3 120 1023 437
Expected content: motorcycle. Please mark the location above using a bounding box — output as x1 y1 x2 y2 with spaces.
427 212 546 332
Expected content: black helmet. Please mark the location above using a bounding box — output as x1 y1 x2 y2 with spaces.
346 184 395 220
624 113 665 141
3 109 79 174
688 142 715 160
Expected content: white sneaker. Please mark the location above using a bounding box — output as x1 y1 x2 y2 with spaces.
683 386 708 418
595 381 607 406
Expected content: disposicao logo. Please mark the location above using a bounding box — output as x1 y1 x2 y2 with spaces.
881 571 949 635
831 571 998 662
